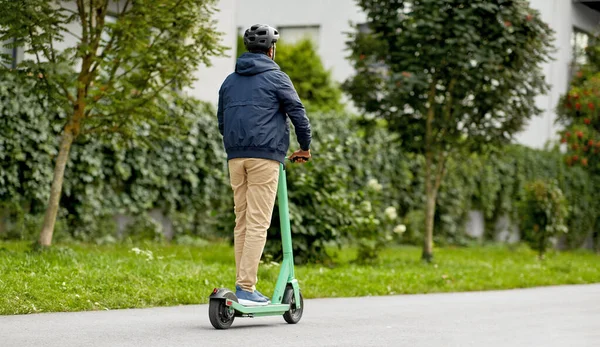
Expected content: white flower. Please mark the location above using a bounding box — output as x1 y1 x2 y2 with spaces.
367 178 383 192
393 224 407 234
385 206 398 220
361 201 372 213
130 247 154 261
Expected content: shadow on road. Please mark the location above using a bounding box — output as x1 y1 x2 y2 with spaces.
195 322 289 331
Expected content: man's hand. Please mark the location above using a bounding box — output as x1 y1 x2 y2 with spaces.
289 149 311 164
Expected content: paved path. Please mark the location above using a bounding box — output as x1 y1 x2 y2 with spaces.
1 284 599 347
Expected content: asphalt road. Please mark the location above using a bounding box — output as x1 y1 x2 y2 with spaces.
1 284 599 347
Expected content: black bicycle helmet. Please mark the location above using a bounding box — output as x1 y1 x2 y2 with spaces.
243 24 279 52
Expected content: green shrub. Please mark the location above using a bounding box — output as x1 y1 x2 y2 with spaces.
237 36 343 113
0 70 230 242
275 39 342 113
518 180 569 258
1 69 598 261
265 114 412 264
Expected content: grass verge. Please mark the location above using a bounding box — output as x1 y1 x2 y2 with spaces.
1 241 598 315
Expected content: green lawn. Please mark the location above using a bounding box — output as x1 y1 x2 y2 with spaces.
1 241 599 315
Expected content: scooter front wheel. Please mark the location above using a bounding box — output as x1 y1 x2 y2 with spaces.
282 285 304 324
209 299 235 329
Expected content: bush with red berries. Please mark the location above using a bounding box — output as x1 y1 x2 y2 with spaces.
557 40 600 173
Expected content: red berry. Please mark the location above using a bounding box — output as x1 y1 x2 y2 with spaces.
589 102 595 110
561 138 567 143
576 103 582 110
573 155 579 162
526 14 533 21
577 131 584 138
589 140 594 146
566 131 572 138
584 118 591 125
572 143 579 150
359 54 366 61
504 21 512 27
582 158 589 166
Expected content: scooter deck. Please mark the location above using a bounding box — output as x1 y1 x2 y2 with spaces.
226 300 290 315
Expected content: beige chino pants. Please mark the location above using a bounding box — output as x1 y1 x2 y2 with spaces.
228 158 280 292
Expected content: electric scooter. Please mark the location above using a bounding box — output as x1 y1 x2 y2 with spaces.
208 162 304 329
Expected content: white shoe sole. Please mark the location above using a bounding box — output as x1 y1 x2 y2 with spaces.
238 298 269 306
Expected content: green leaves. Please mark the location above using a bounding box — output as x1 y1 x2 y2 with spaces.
0 72 60 206
345 0 555 259
1 0 225 141
264 114 413 264
237 36 343 113
345 0 554 153
519 179 568 258
0 70 229 241
0 0 226 244
557 68 600 172
1 69 596 253
275 39 343 113
80 0 225 139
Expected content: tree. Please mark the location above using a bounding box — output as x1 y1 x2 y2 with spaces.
344 0 554 261
518 179 568 259
237 36 342 112
0 0 224 246
556 38 600 252
275 39 342 112
557 39 600 172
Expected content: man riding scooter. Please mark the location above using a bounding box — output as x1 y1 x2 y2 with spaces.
217 24 312 306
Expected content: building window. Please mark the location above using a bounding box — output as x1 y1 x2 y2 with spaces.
357 23 371 34
572 28 591 66
277 25 320 46
1 39 21 69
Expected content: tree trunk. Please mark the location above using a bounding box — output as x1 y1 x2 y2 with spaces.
538 230 546 260
422 82 437 262
422 154 437 262
38 129 75 246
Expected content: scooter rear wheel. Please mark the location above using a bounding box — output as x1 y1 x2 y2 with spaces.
282 285 304 324
209 299 235 329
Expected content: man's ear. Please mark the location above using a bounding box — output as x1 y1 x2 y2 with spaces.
270 45 277 60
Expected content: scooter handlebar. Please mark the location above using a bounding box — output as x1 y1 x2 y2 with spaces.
289 156 310 163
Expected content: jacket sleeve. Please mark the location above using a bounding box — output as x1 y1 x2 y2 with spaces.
275 72 312 151
217 86 224 136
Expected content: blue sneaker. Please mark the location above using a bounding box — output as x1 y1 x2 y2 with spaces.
236 285 270 302
235 287 269 306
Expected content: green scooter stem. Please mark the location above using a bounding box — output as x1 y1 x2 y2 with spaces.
270 163 301 306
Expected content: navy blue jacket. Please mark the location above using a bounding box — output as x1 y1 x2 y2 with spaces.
217 52 311 164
